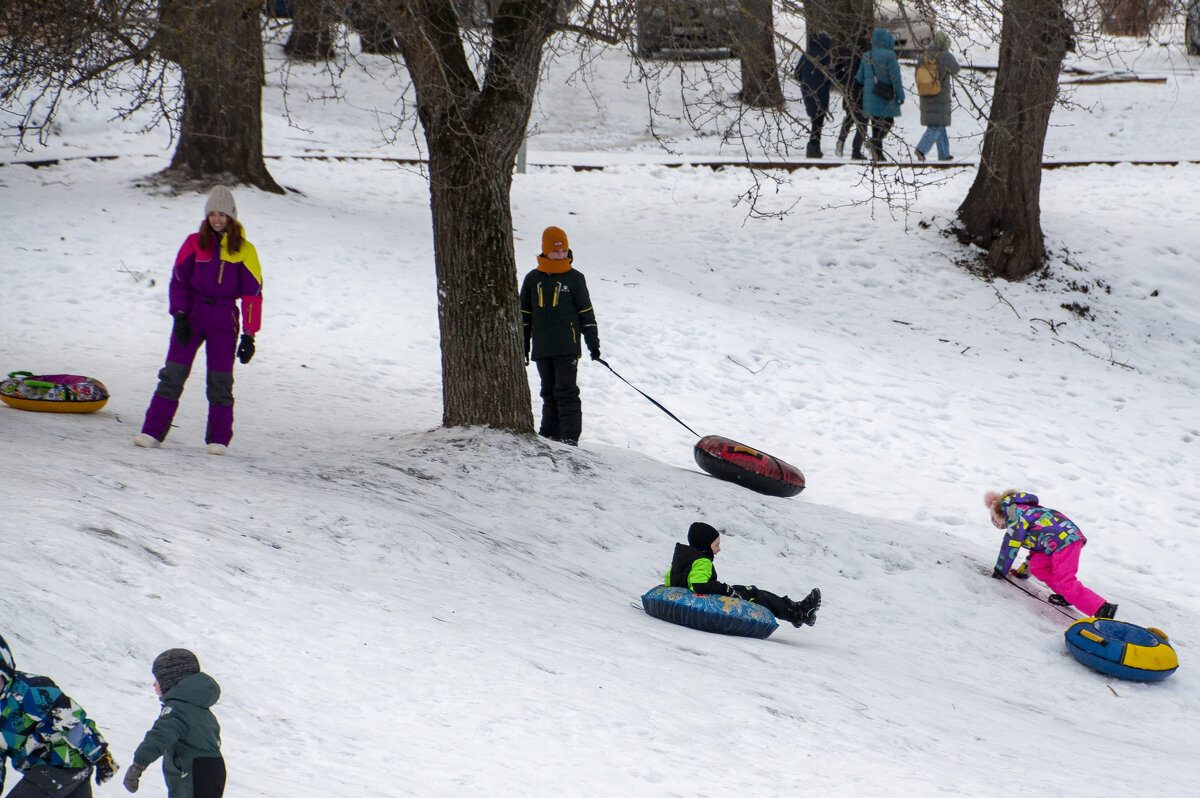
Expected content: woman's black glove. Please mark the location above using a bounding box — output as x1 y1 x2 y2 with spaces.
237 334 255 364
172 312 192 346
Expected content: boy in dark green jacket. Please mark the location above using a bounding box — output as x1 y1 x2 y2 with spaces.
666 522 822 628
520 225 601 446
123 649 225 798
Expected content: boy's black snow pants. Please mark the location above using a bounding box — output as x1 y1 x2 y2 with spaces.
732 586 797 623
535 355 581 442
193 755 227 798
6 766 93 798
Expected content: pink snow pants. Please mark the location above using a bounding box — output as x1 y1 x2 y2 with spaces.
1029 543 1105 616
141 303 238 446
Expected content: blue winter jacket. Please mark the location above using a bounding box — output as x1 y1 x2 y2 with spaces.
856 28 905 118
993 492 1087 575
0 637 109 793
796 32 833 118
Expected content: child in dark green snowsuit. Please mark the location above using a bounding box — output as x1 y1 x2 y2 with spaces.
123 649 225 798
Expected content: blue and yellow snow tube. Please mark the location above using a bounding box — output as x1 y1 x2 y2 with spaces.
1064 618 1178 681
641 585 778 639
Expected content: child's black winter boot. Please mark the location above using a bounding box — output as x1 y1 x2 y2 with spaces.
789 587 822 627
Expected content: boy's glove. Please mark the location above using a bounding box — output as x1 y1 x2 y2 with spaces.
991 566 1006 579
123 762 145 793
1012 560 1030 579
589 347 601 361
172 312 192 346
237 333 255 364
94 749 119 785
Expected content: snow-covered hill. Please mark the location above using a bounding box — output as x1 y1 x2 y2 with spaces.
1 21 1198 798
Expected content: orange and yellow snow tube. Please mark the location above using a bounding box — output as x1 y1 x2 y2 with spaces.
1 371 109 413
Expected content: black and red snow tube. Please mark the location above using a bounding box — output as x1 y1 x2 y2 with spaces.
693 435 805 498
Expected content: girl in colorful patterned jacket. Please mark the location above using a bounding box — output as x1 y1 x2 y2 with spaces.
0 633 119 798
987 490 1117 618
665 522 822 628
135 185 263 455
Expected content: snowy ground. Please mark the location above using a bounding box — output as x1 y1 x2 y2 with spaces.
1 17 1199 798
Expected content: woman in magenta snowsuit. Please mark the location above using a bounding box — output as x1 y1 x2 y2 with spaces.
987 490 1116 618
136 186 262 455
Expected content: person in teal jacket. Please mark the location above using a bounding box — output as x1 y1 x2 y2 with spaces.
0 633 119 798
855 28 906 161
123 649 225 798
665 522 822 628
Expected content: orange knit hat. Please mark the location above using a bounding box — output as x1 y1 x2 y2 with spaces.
542 226 568 254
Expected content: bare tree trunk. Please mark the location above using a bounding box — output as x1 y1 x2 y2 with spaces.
804 0 871 43
351 0 401 54
805 0 872 90
956 0 1069 280
1098 0 1171 36
392 0 558 431
737 0 784 108
160 0 283 193
284 0 336 61
428 145 533 429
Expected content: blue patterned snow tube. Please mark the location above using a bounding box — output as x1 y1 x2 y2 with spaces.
641 585 778 639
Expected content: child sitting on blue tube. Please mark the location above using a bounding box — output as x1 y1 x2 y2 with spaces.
665 522 822 628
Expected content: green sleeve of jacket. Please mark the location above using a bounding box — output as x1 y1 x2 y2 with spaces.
133 706 187 768
940 51 960 76
687 558 714 590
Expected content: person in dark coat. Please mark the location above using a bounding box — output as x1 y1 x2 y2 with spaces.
833 34 869 160
123 649 225 798
664 522 822 629
855 28 906 162
520 226 601 446
913 31 962 161
0 634 119 798
795 32 833 158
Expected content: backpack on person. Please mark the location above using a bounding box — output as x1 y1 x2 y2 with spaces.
915 52 942 96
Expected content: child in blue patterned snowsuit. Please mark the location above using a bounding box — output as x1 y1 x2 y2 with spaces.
0 634 118 797
986 490 1116 618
